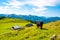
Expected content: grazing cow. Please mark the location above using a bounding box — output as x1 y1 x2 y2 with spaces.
12 25 21 30
26 24 33 27
35 21 43 29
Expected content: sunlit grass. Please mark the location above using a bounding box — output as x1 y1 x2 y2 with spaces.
0 18 60 40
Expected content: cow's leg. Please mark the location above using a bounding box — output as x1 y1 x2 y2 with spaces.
40 24 43 29
36 24 39 28
40 26 42 29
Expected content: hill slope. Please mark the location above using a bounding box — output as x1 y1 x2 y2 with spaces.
0 18 30 34
0 18 29 23
0 18 60 40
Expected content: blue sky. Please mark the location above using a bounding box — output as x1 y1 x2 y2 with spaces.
0 0 60 17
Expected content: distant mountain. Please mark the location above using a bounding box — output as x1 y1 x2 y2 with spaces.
0 14 7 17
0 14 60 23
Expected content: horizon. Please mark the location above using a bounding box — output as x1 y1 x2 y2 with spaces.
0 14 60 18
0 0 60 17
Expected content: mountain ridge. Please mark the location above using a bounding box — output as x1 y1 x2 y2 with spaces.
0 14 60 23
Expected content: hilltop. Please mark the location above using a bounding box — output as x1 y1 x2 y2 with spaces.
0 18 60 40
0 18 29 23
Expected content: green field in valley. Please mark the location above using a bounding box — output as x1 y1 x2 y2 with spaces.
0 18 60 40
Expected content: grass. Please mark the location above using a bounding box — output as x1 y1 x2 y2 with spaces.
0 18 60 40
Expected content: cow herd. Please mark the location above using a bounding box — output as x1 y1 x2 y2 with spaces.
11 21 44 30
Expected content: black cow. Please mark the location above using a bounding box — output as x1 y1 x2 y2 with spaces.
26 24 33 27
35 21 43 29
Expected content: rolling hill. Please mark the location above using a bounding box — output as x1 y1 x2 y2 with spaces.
0 18 60 40
0 18 29 23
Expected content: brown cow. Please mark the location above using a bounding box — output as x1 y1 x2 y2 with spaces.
35 21 43 29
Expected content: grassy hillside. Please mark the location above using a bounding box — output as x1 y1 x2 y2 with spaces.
0 18 29 23
0 18 60 40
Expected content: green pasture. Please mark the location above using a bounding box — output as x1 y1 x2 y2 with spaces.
0 18 60 40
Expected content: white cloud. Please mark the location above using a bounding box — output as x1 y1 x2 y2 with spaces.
27 0 56 6
26 0 58 12
0 0 60 17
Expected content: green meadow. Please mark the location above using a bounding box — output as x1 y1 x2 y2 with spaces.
0 18 60 40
